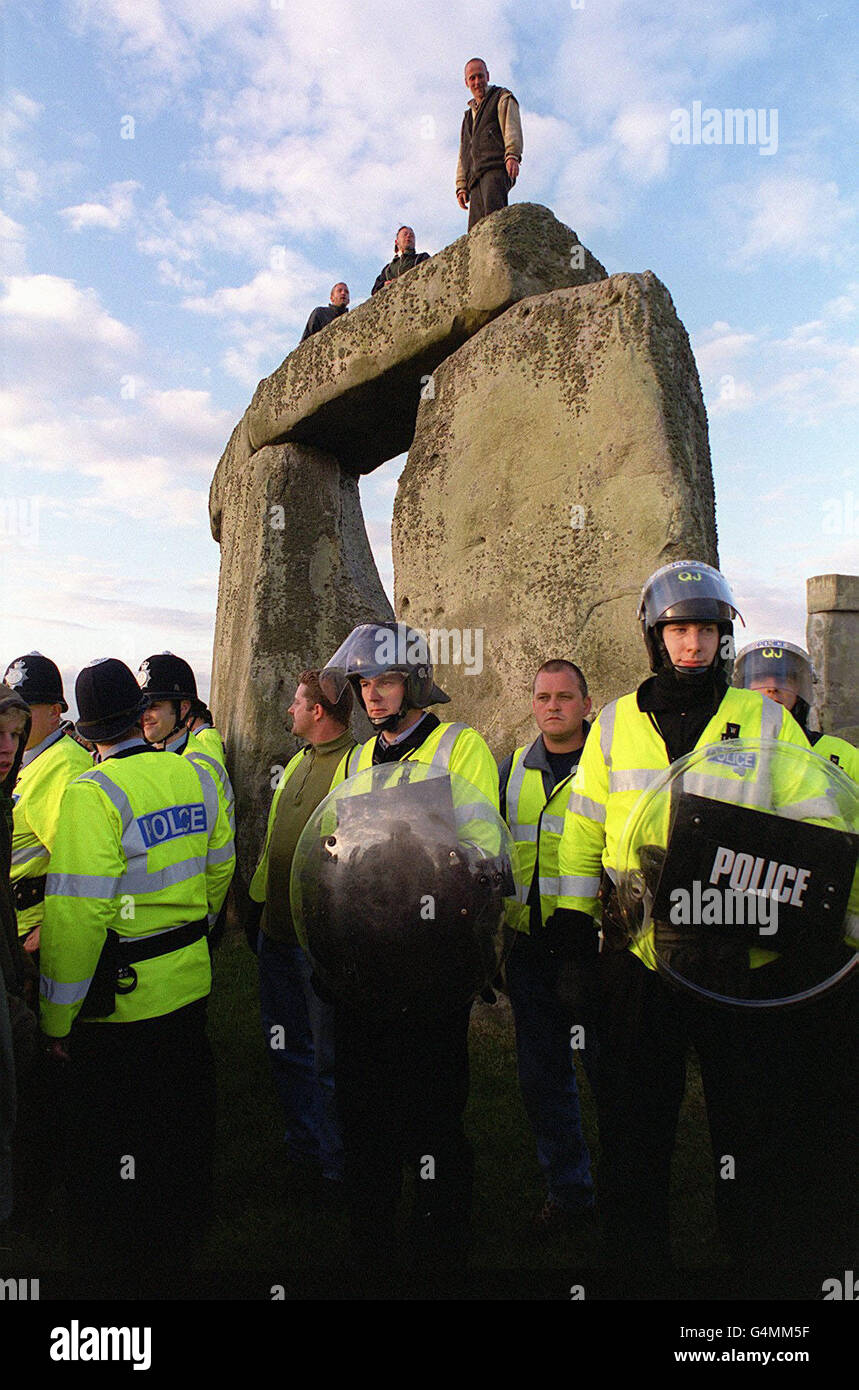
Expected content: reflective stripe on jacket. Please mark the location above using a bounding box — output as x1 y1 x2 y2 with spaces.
502 737 580 933
182 729 235 833
40 750 235 1036
332 721 500 812
11 732 92 934
557 688 811 966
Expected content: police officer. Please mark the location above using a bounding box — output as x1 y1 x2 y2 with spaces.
39 658 235 1268
3 654 91 954
321 621 499 1270
734 638 858 781
556 560 811 1272
499 659 595 1233
734 635 858 1273
137 652 234 832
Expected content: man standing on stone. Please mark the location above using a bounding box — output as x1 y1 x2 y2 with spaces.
300 282 350 342
456 58 523 230
371 227 430 295
499 660 595 1234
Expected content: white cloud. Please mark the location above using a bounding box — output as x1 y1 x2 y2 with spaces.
0 89 80 206
0 211 27 274
135 193 285 278
183 264 311 320
0 274 138 392
693 321 758 376
0 546 219 699
694 291 859 423
0 269 229 532
60 180 140 233
1 90 42 141
611 104 671 182
725 174 856 265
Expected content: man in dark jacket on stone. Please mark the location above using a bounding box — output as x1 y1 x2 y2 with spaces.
370 227 430 295
300 282 350 342
456 58 523 230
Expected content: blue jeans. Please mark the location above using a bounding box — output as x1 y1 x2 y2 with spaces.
506 931 594 1212
257 932 342 1180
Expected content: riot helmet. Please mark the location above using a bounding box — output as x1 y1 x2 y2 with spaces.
734 639 815 728
321 622 450 733
638 560 743 678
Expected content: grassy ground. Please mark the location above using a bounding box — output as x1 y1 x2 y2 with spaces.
3 934 726 1296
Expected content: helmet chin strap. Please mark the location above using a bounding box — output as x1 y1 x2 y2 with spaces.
671 662 714 683
369 698 412 735
145 700 191 748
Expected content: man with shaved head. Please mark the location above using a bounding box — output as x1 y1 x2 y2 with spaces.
456 57 523 229
300 282 350 342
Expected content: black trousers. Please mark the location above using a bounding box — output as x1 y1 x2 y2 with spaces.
334 1001 474 1268
596 950 856 1273
66 998 216 1266
467 166 511 229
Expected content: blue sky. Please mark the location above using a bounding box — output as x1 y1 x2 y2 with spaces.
2 0 857 711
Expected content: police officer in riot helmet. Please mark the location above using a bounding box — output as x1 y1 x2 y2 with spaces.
556 559 817 1275
323 621 450 746
734 639 859 780
316 621 502 1272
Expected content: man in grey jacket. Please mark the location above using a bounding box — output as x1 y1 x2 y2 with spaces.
456 58 523 229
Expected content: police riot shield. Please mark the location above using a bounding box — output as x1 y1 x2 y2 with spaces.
614 739 858 1007
290 763 516 1018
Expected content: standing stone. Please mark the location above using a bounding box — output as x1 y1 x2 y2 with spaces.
393 272 718 755
210 434 391 878
807 574 859 743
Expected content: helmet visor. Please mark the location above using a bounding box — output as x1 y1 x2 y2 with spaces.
734 643 814 705
640 562 742 627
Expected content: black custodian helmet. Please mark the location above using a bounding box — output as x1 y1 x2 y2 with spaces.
136 652 198 702
76 658 149 742
3 652 68 711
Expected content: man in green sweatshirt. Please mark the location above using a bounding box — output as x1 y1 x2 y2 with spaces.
249 670 356 1186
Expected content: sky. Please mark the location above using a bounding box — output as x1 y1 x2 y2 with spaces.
1 0 857 713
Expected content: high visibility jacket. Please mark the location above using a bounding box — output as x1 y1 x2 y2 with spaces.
501 735 583 933
177 729 235 834
194 725 226 764
332 720 501 855
812 733 859 783
558 687 812 967
11 730 91 935
40 747 235 1037
332 720 499 806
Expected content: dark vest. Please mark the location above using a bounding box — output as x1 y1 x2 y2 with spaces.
460 86 507 189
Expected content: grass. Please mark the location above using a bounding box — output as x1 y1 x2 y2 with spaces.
4 933 728 1296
